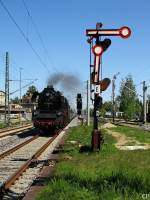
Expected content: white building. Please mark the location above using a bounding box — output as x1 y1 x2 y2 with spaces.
0 91 5 106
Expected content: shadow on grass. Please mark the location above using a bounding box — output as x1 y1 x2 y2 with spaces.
55 171 150 194
79 145 92 153
53 148 75 154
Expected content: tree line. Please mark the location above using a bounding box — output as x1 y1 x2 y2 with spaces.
10 77 150 122
10 85 38 104
101 74 145 121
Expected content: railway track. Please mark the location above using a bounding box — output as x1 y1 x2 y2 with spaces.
0 124 33 139
0 124 32 133
0 135 39 160
0 122 70 199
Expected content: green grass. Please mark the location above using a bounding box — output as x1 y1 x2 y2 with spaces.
0 123 7 129
35 125 150 200
110 125 150 144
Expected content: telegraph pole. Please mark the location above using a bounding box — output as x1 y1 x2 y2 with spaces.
143 81 147 124
5 52 10 125
112 72 120 123
86 80 90 126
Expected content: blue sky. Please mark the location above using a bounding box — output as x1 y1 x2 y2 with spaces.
0 0 150 108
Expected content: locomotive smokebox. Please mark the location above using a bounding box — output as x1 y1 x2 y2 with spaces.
32 86 70 133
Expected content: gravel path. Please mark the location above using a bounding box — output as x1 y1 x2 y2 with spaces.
103 123 150 150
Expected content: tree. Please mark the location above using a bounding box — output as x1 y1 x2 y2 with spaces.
25 85 37 96
103 101 112 112
118 75 142 120
147 95 150 122
101 101 112 117
22 85 38 103
10 97 20 104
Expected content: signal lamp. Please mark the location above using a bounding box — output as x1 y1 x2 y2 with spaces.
94 96 103 109
76 93 82 110
92 45 103 56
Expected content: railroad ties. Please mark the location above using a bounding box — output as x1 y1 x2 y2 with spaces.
0 118 78 199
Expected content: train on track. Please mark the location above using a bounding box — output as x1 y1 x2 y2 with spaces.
32 85 73 132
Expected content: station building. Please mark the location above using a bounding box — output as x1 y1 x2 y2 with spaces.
0 91 37 122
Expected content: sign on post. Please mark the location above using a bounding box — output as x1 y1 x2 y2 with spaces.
94 85 100 94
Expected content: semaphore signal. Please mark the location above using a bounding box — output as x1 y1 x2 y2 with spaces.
86 22 131 151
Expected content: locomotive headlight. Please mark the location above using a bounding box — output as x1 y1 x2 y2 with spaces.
57 112 62 116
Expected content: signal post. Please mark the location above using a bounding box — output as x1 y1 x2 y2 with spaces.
86 23 131 151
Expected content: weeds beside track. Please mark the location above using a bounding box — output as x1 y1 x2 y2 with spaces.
35 125 150 200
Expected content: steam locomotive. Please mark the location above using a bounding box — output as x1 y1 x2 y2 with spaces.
32 85 71 131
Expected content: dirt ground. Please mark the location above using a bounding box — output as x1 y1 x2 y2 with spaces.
102 123 150 150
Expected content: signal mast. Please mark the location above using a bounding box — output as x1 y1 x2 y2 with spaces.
86 23 131 151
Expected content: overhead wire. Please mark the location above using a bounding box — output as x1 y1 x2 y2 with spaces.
135 78 150 88
11 57 38 82
0 0 50 74
22 0 59 73
22 0 87 94
1 52 38 96
10 79 38 95
22 0 87 90
22 0 77 88
134 65 150 79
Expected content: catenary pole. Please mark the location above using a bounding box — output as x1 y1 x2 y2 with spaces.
5 52 10 125
19 67 23 124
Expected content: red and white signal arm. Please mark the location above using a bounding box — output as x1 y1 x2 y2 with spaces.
86 26 131 39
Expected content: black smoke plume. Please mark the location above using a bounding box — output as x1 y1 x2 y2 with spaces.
47 72 81 93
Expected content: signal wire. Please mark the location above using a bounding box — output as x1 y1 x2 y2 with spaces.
135 78 150 87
